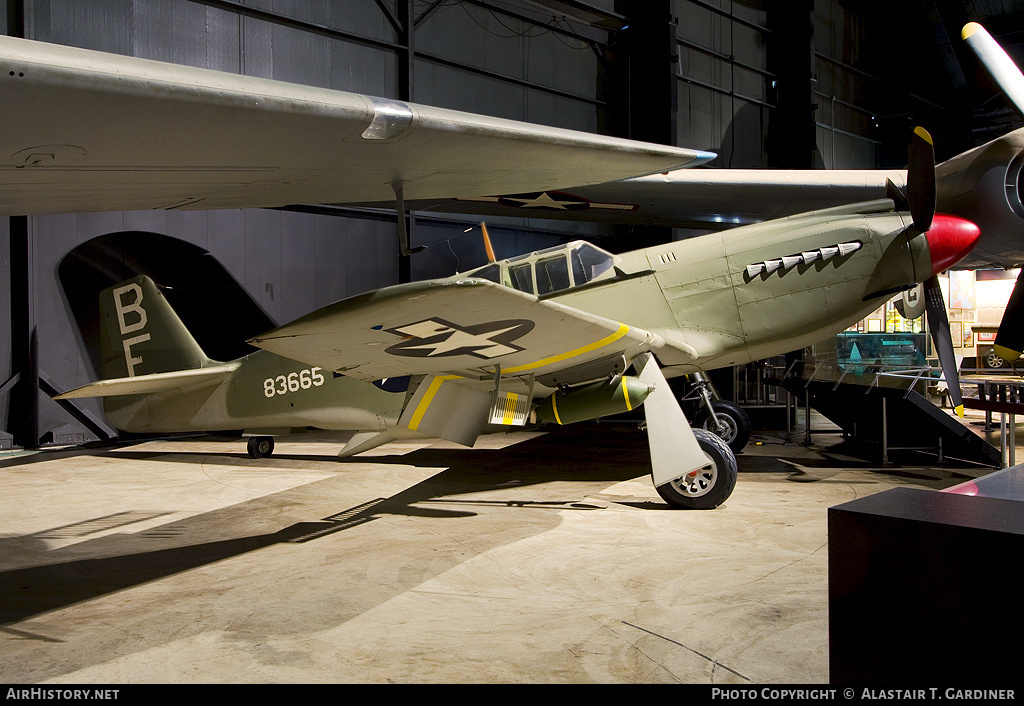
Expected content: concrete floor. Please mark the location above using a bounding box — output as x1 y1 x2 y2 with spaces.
0 416 999 684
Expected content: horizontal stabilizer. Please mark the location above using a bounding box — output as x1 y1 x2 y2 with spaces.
53 363 239 399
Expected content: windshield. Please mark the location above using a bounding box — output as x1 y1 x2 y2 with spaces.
570 243 615 285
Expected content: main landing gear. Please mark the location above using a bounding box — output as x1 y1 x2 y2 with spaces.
247 435 275 458
634 352 739 510
654 429 738 510
685 373 752 453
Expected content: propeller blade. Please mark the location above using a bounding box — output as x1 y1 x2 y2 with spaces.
923 276 964 417
993 269 1024 364
885 177 909 211
963 22 1024 118
907 126 936 233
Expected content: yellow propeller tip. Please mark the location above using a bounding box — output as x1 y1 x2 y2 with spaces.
955 405 965 418
962 22 982 40
913 126 934 145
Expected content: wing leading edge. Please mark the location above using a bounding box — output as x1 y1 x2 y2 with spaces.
248 278 666 448
0 35 714 216
247 278 661 382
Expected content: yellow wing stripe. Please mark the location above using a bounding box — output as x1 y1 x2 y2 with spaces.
407 374 462 431
503 323 631 374
406 323 631 430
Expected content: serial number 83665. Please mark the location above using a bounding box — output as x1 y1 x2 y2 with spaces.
263 367 325 397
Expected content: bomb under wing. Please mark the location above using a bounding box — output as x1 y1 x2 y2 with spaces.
534 376 654 426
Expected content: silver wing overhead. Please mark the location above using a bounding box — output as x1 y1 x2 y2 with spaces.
367 167 908 230
0 35 714 216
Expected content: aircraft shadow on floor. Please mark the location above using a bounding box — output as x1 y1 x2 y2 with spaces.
0 425 666 626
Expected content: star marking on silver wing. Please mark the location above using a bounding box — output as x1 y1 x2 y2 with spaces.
455 191 638 212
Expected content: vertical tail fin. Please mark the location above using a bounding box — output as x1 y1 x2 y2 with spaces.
99 275 216 379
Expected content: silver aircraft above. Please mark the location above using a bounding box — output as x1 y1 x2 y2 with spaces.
377 23 1023 273
0 35 711 216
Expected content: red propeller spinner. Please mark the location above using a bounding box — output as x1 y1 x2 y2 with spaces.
925 214 981 275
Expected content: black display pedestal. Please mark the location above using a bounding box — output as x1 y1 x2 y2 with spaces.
829 487 1024 684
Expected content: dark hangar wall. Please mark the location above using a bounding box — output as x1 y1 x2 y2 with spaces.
0 0 619 445
0 0 926 446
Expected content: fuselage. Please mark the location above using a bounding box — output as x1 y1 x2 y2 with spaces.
99 199 975 437
102 350 407 435
554 200 931 377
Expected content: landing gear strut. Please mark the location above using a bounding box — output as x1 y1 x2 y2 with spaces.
684 373 752 453
633 351 738 510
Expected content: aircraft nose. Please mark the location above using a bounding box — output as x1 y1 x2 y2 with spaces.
925 214 981 276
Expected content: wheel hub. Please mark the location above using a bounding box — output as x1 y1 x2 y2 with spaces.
670 460 717 498
705 415 738 444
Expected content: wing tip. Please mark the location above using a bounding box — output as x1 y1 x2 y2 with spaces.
962 22 983 40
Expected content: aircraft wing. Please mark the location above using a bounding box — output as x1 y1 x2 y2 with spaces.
247 278 663 447
247 278 659 383
0 35 713 216
355 168 908 230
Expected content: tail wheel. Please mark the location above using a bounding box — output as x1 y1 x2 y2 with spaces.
655 429 738 510
693 400 752 453
247 436 275 459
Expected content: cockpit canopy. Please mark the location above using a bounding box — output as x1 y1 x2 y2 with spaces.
462 240 618 296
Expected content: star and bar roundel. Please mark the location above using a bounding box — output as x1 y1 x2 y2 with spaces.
384 317 536 360
458 191 638 212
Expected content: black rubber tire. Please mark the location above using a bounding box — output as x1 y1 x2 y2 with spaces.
692 400 752 453
655 429 738 510
247 436 275 459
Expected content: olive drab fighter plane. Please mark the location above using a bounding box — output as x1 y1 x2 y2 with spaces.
55 127 981 510
0 35 980 508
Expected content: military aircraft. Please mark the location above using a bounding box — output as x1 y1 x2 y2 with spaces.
54 125 981 510
958 22 1024 367
381 23 1022 271
0 33 981 508
374 22 1024 362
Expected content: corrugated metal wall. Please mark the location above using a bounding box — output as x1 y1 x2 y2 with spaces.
674 0 881 170
675 0 771 167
